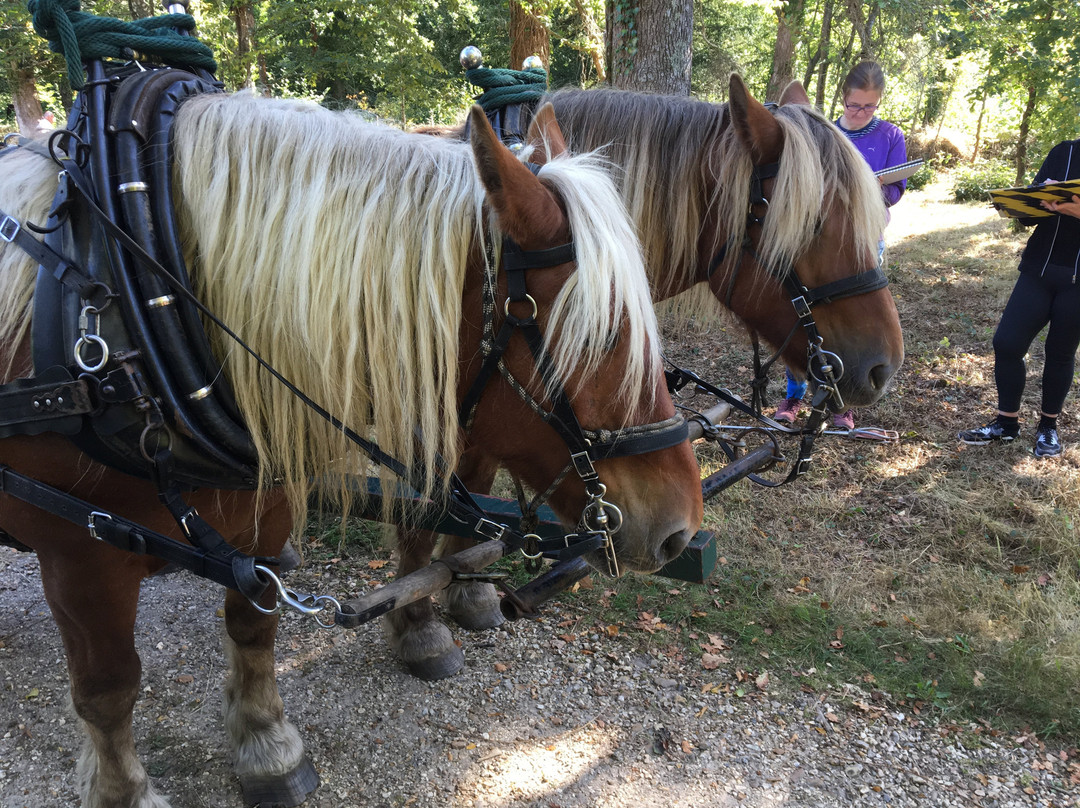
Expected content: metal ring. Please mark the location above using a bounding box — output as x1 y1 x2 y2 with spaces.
117 181 149 194
74 334 109 372
188 385 212 401
146 294 175 308
503 293 538 320
520 533 543 560
808 349 845 385
139 422 172 462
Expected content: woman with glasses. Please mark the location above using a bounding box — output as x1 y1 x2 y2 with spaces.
773 61 908 431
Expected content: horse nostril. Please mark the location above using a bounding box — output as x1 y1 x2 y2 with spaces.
869 362 892 391
659 528 693 566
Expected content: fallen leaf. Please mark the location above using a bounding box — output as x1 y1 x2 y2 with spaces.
1012 565 1030 574
701 653 727 670
681 739 694 754
176 674 194 684
606 625 620 637
973 670 985 688
494 663 508 673
826 712 839 723
367 559 389 570
755 672 770 690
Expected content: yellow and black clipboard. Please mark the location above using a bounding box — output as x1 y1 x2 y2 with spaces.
988 179 1080 219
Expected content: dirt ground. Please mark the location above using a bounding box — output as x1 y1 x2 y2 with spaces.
2 544 1075 808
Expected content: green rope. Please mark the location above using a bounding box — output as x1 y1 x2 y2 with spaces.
465 66 547 113
28 0 216 90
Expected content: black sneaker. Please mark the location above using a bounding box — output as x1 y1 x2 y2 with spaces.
958 420 1019 444
1034 426 1062 458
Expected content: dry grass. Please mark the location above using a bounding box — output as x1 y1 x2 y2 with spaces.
661 175 1080 732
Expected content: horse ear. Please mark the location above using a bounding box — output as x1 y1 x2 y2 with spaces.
469 105 566 247
778 80 810 107
728 73 783 164
525 102 568 166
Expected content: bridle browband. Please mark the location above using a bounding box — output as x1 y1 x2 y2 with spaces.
459 216 689 576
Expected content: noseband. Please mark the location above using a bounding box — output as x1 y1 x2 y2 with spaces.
459 228 688 576
708 159 889 415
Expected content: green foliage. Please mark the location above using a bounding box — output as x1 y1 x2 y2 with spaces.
905 162 934 192
951 159 1014 203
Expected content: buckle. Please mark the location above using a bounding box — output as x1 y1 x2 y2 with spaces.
0 215 20 243
473 518 507 542
569 450 598 481
791 295 811 318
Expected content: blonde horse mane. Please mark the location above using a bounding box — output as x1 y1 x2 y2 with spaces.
171 92 656 518
544 89 886 322
0 148 56 378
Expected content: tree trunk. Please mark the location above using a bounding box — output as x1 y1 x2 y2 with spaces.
807 0 833 106
127 0 155 19
827 26 856 119
510 1 551 70
606 0 693 95
573 0 606 82
971 92 987 164
231 2 256 88
766 1 803 101
10 62 43 137
844 0 872 60
1015 85 1037 186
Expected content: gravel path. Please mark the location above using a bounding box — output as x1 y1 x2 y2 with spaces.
1 547 1076 808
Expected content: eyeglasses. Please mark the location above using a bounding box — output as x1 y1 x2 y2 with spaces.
844 102 879 113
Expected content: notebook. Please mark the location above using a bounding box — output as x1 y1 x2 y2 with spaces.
873 159 924 184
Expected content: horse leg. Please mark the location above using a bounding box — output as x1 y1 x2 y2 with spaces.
221 498 318 807
437 457 504 631
383 452 503 679
36 546 171 808
383 525 465 680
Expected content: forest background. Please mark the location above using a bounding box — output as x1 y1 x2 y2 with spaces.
3 0 1080 187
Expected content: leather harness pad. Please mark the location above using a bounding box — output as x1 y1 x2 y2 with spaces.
26 66 259 489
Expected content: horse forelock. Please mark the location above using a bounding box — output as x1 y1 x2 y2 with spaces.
531 151 660 418
174 92 485 515
762 104 886 277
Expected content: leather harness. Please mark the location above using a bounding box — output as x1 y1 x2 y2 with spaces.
0 61 690 591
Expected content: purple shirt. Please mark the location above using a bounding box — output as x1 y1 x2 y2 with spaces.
835 117 908 208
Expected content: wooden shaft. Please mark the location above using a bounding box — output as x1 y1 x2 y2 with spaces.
336 540 508 627
686 401 732 441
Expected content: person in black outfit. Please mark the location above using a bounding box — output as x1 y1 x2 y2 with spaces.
958 139 1080 458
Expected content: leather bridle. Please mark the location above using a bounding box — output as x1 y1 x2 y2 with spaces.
708 159 890 416
459 228 689 577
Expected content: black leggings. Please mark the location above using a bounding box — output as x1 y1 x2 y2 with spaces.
993 271 1080 415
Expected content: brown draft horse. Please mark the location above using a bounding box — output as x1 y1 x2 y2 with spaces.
0 95 702 807
395 75 904 678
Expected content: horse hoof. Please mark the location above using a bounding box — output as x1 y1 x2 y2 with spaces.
239 757 319 807
442 581 506 631
407 643 465 681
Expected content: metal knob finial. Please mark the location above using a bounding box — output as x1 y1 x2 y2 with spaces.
459 46 483 70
